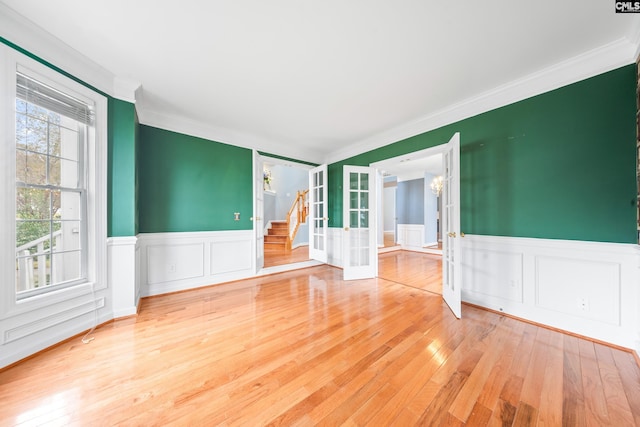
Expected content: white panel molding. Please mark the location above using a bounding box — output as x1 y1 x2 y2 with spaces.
535 255 620 325
461 234 640 351
147 243 205 285
107 236 139 318
211 240 252 275
325 38 636 165
4 297 105 343
0 293 111 368
462 247 524 303
138 231 254 297
327 227 343 268
397 224 424 251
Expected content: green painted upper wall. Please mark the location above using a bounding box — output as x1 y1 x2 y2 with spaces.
138 125 253 232
108 98 137 237
329 65 638 244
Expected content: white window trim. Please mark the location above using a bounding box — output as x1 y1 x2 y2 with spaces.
0 44 107 317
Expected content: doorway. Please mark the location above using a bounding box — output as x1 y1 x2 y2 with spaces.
373 151 444 293
255 154 317 271
373 152 444 255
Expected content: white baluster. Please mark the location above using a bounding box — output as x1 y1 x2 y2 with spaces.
37 241 46 287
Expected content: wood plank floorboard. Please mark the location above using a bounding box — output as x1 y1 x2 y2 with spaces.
0 264 639 426
383 232 396 248
378 250 442 294
264 245 309 268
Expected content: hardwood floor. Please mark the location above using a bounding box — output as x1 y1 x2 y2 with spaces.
264 245 309 268
1 264 639 426
379 250 442 294
383 231 397 248
424 242 443 250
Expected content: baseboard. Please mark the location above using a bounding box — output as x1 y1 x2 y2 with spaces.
378 246 402 254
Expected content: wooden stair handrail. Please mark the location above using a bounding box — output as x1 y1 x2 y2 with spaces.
285 189 309 251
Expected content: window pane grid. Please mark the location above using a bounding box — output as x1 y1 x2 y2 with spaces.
15 73 88 298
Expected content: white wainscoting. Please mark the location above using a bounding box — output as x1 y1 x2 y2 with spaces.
108 236 139 318
461 235 640 352
138 231 254 297
397 224 424 251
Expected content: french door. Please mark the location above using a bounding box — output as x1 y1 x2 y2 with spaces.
343 166 377 280
308 165 328 263
441 133 462 318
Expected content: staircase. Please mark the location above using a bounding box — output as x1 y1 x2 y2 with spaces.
264 221 289 252
264 190 309 253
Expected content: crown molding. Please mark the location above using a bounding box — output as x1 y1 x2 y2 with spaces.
113 77 141 104
137 107 322 163
324 38 637 165
0 3 136 103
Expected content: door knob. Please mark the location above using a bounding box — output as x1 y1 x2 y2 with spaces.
460 232 465 237
448 232 456 238
344 227 350 231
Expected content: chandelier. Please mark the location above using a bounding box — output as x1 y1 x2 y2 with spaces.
430 176 443 196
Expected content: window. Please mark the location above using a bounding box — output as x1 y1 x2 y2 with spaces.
14 72 94 299
0 46 107 308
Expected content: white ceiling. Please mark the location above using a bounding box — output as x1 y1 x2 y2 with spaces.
2 1 639 164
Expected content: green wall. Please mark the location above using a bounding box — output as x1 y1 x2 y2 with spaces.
108 98 138 237
329 65 638 244
138 125 253 232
